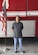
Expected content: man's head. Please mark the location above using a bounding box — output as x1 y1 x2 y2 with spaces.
15 16 21 23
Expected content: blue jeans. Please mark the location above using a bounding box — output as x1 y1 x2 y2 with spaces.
14 38 22 51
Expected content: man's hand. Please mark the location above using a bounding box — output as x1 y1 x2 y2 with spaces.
12 29 14 31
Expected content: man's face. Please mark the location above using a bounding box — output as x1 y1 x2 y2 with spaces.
16 16 20 22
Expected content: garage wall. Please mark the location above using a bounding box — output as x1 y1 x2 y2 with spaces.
7 20 36 37
0 0 38 37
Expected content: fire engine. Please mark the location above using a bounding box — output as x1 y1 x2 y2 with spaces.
0 0 38 37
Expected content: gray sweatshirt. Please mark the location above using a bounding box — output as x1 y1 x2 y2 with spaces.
12 22 23 38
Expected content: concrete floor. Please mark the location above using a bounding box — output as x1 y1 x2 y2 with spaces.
0 43 38 55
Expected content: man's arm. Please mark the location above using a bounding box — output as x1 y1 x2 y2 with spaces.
21 23 23 31
12 23 14 31
12 28 14 31
22 23 23 30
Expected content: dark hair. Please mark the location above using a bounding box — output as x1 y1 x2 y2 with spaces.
15 15 21 20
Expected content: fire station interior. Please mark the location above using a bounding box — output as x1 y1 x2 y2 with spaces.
0 0 38 54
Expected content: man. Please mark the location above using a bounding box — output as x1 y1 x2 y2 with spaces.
12 16 24 53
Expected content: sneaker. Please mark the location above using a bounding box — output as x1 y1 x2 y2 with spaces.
15 51 18 53
20 51 23 54
23 51 25 53
20 51 25 54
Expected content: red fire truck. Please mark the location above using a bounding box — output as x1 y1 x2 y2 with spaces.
0 0 38 37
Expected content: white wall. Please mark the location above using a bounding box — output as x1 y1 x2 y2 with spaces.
0 21 5 37
0 20 36 37
7 20 35 37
